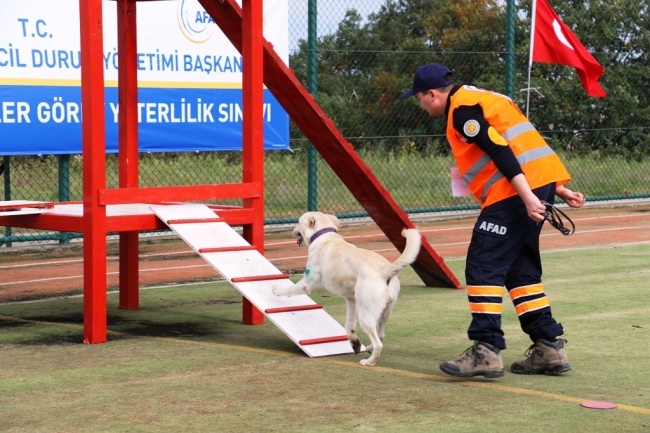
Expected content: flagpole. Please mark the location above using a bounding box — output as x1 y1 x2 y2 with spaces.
526 0 537 118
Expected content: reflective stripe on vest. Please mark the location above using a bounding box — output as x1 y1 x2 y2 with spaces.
476 146 558 203
462 154 491 185
464 143 557 186
502 121 535 141
462 122 539 188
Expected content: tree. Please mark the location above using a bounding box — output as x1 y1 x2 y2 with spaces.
289 0 650 158
515 0 650 159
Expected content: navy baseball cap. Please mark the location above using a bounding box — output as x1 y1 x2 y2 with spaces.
400 63 453 99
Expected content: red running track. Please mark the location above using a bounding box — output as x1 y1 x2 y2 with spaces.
1 205 650 303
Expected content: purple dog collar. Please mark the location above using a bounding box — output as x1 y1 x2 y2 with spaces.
309 228 337 245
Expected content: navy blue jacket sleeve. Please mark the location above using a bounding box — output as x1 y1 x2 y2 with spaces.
452 104 524 181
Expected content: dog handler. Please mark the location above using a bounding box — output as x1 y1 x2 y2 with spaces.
400 64 586 378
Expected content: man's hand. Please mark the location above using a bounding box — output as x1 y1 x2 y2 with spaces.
522 194 547 222
556 185 586 208
510 174 547 222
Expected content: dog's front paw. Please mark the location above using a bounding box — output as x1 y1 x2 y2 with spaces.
359 358 376 367
350 339 362 354
271 284 289 296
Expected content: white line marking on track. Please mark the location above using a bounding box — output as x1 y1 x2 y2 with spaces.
542 225 650 237
5 244 411 286
573 213 650 222
0 274 311 306
0 250 196 269
3 217 649 277
6 223 650 283
1 264 210 286
222 212 650 248
1 258 86 269
265 225 474 246
269 254 307 261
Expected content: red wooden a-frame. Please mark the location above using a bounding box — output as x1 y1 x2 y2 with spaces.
0 0 459 345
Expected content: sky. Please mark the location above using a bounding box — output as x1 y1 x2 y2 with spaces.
287 0 383 52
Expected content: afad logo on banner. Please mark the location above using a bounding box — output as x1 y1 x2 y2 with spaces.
177 0 216 43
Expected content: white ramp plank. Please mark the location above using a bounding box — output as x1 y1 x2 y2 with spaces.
264 309 352 357
150 204 354 358
0 201 54 216
224 277 316 310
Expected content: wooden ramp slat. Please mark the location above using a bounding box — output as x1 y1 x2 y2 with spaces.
231 274 290 283
300 336 349 346
266 304 323 314
150 204 354 358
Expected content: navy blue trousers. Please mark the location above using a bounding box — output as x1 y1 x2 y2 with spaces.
465 183 564 350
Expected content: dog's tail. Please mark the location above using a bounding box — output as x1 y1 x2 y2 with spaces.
382 228 421 280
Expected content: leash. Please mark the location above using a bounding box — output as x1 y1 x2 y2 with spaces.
540 201 575 236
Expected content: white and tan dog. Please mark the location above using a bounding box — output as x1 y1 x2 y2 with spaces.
272 212 421 366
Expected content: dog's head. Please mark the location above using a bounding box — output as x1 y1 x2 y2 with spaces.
293 212 340 247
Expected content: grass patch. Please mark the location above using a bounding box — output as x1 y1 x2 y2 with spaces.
1 243 650 432
3 151 650 242
3 151 650 220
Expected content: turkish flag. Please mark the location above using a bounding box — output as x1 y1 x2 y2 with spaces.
532 0 606 97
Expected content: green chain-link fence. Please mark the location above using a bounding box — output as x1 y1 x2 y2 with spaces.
2 0 649 247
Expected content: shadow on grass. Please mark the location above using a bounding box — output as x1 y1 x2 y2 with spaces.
2 310 303 357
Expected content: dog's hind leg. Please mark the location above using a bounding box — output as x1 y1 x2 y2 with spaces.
377 297 397 342
358 318 382 366
374 277 400 350
357 300 383 365
365 303 392 355
344 298 362 354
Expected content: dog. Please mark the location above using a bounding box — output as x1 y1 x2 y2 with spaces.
272 212 421 366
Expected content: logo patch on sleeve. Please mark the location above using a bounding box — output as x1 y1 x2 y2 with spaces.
488 126 508 146
463 120 480 137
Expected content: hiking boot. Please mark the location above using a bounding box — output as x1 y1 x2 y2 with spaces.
440 341 505 378
511 339 571 375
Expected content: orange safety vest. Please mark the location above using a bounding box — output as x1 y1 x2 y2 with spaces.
447 86 571 208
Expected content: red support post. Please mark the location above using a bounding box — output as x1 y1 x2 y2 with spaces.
241 0 265 325
79 0 108 343
117 0 140 311
242 298 263 325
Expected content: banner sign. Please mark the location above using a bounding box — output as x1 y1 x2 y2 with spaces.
0 0 290 155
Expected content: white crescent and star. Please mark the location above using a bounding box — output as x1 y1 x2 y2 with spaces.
552 19 575 50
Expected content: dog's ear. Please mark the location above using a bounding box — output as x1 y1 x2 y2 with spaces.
308 215 316 228
325 214 340 231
